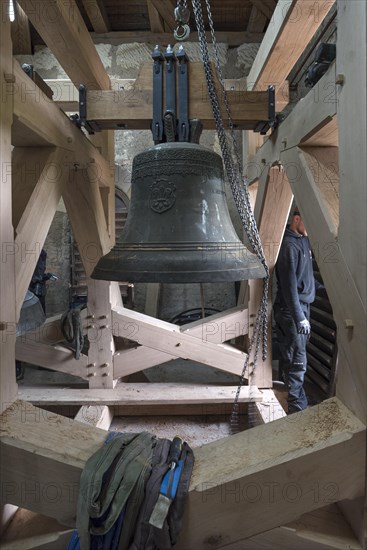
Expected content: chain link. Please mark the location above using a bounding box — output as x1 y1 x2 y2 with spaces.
191 0 270 428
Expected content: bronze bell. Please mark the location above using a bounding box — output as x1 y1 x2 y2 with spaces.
92 142 266 283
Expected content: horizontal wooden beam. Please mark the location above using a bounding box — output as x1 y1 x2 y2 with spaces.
18 0 110 90
18 384 262 406
112 306 248 377
92 31 265 47
84 63 270 131
46 76 289 115
1 398 364 537
176 397 365 548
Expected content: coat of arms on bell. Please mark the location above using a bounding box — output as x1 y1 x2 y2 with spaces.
149 179 176 213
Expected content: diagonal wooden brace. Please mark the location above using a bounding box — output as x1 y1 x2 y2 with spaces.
112 306 249 378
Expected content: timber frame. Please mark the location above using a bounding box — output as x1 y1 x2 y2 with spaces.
0 1 366 549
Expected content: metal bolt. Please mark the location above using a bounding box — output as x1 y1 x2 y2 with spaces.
87 324 96 329
87 373 96 378
100 325 109 330
87 363 95 368
101 363 110 368
175 342 182 347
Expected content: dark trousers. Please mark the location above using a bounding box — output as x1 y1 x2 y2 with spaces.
273 303 310 413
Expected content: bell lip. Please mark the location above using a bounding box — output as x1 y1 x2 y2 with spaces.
91 247 267 283
91 267 266 283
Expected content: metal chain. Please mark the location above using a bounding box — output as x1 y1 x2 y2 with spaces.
191 0 270 428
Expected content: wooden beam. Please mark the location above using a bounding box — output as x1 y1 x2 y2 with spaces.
12 147 56 231
14 147 71 319
81 0 110 33
11 2 32 55
247 0 335 100
335 3 367 544
149 0 179 31
74 405 113 430
247 166 294 388
16 313 72 346
46 76 289 115
0 508 72 550
254 389 287 424
146 0 165 33
247 5 267 33
85 63 269 131
299 146 339 230
15 341 88 378
114 306 249 378
0 14 18 413
112 306 248 377
250 62 338 176
17 0 110 90
85 279 116 388
176 397 365 549
11 61 114 190
1 398 364 539
62 168 112 276
249 0 276 21
18 384 263 407
281 146 366 424
0 401 106 526
221 504 362 549
91 31 265 47
336 0 367 309
144 283 161 317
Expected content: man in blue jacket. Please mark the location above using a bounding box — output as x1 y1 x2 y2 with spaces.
273 207 317 414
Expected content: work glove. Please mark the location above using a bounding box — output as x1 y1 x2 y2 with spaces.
297 319 311 335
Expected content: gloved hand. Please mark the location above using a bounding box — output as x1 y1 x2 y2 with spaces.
297 319 311 335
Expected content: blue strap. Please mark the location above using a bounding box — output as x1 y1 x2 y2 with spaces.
160 459 184 500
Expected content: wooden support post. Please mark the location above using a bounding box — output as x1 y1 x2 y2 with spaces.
249 166 294 388
145 284 161 318
75 405 113 430
334 1 367 545
0 13 18 413
86 279 116 389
